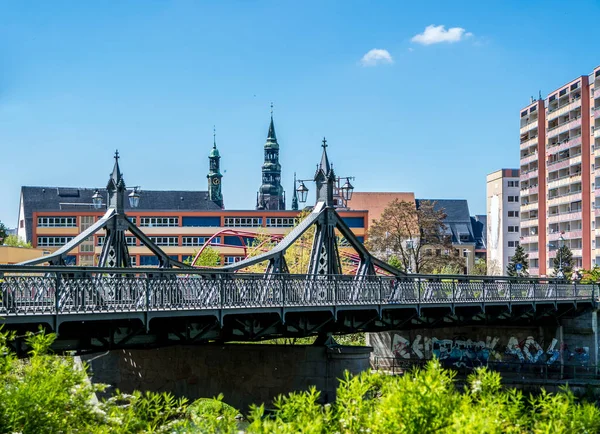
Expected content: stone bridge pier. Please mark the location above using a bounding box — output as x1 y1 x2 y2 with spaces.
367 310 600 379
82 343 372 410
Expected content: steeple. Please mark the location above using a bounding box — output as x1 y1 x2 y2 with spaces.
207 126 223 208
257 104 286 210
107 150 126 210
291 172 299 211
314 137 336 206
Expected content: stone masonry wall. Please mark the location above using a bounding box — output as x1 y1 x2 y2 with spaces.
83 344 372 411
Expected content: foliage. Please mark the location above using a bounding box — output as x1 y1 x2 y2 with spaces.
2 234 32 248
470 258 487 275
387 254 403 270
185 245 220 267
580 265 600 284
246 360 600 433
506 244 529 277
432 263 463 275
2 330 600 433
0 222 7 243
367 199 461 274
553 244 574 279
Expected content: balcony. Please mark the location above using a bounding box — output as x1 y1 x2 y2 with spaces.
520 201 539 212
519 218 538 228
529 267 540 276
547 135 582 153
571 248 583 258
547 211 583 224
594 106 600 119
520 152 538 165
547 96 581 120
528 251 539 260
548 230 583 241
520 119 539 135
547 191 582 207
547 175 574 189
520 234 539 244
547 116 582 139
520 170 539 181
595 129 600 139
520 135 538 150
520 185 539 196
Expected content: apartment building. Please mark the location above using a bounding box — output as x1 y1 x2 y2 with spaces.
486 169 520 275
519 66 600 275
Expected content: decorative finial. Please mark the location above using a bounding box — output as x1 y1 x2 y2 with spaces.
322 137 327 149
213 125 216 148
115 149 120 160
270 102 274 117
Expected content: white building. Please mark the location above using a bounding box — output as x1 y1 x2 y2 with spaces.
487 169 520 275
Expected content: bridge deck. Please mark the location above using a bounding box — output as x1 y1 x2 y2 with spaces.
1 266 597 352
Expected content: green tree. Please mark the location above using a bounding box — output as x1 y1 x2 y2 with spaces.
506 244 529 277
0 221 7 243
185 245 220 267
471 258 487 275
2 235 32 248
368 199 458 274
553 244 574 279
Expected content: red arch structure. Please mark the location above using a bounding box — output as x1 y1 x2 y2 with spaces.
190 228 376 275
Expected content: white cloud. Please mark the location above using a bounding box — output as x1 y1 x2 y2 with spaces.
360 49 393 67
411 25 473 45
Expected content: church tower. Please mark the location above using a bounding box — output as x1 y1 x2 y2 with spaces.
207 128 223 208
256 105 285 210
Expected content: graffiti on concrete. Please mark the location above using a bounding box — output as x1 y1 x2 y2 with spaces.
390 333 588 368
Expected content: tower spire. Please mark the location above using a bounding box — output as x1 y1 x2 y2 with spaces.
208 129 223 208
213 125 216 148
257 104 285 210
291 172 299 211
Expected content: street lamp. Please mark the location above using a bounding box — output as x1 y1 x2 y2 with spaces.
296 181 309 203
340 178 354 202
92 190 103 209
557 234 565 279
128 187 141 208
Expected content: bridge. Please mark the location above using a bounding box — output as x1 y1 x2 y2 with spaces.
1 146 599 354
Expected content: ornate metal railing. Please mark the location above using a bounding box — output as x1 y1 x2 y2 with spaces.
0 266 596 317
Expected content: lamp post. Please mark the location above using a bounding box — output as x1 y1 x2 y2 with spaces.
557 234 565 279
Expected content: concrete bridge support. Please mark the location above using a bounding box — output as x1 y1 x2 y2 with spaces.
367 310 600 379
82 343 372 410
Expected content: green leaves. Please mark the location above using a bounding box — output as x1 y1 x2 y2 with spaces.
1 326 599 433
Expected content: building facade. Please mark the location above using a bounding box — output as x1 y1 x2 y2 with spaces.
519 65 600 275
486 169 520 275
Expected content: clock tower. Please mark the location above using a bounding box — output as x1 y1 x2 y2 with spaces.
207 129 223 208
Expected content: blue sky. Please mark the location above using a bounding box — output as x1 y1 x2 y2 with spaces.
1 0 599 226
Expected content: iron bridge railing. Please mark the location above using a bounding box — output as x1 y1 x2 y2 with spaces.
0 266 596 318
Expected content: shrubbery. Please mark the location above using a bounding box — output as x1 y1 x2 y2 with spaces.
1 328 599 433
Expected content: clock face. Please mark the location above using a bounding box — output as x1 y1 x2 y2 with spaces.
212 177 220 185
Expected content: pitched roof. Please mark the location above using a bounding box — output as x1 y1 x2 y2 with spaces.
416 199 475 244
471 215 487 251
20 186 221 242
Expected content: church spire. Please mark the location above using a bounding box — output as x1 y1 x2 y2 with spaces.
257 104 285 210
208 127 223 208
291 172 299 211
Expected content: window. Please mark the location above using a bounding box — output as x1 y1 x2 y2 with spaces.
139 217 178 227
182 216 221 227
341 217 365 228
508 196 515 202
224 256 243 264
224 217 262 227
508 211 519 217
462 249 469 258
80 243 94 253
37 217 77 227
130 256 137 266
507 181 519 187
37 236 74 247
508 241 519 247
507 226 518 233
98 236 136 246
139 256 159 266
266 217 296 227
182 236 221 246
459 234 470 242
149 236 178 246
